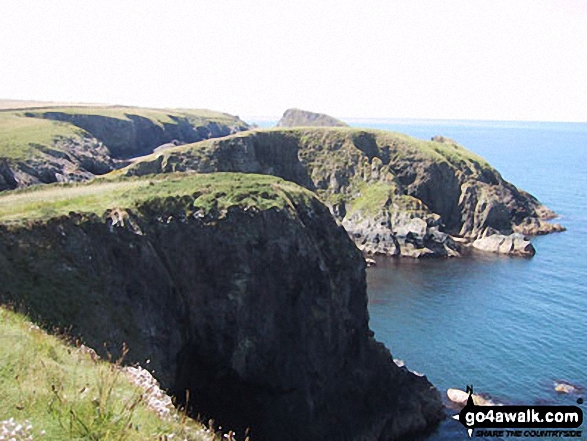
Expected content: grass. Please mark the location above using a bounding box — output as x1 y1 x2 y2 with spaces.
0 173 315 224
347 182 394 216
0 112 85 160
0 306 217 440
26 106 246 127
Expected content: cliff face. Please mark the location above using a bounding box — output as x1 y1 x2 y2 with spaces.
0 174 443 440
124 128 564 257
277 108 349 127
0 107 249 191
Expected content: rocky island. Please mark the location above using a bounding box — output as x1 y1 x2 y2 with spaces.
0 173 443 440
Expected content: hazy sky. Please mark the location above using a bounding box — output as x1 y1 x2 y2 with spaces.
1 0 586 121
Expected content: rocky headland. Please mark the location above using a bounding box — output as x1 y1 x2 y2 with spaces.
0 106 249 191
277 108 349 127
0 173 443 440
124 127 564 257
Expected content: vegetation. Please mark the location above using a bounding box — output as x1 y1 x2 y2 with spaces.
0 172 315 224
0 306 217 440
0 112 86 160
26 106 246 127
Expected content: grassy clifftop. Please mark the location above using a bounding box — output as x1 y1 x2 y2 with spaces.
0 172 312 224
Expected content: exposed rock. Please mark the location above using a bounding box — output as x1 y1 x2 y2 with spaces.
447 388 494 407
0 177 444 440
554 381 583 394
123 128 563 257
472 233 536 257
277 108 348 127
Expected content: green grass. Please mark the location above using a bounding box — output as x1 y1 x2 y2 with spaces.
0 173 315 224
0 112 85 160
0 306 217 440
347 182 393 216
26 106 245 127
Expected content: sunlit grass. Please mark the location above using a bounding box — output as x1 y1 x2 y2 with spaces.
0 306 217 440
0 172 315 223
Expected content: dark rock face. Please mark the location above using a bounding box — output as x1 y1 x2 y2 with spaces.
0 194 443 440
37 112 248 159
277 108 349 127
125 128 564 257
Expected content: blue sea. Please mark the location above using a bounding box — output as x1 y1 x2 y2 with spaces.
250 118 587 439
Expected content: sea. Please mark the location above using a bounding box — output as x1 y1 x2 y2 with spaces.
250 118 587 440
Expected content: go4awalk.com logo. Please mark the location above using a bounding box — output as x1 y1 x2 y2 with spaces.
453 386 584 438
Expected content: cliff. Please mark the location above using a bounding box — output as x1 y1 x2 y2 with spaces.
0 173 443 440
277 108 349 127
0 106 249 191
123 128 564 257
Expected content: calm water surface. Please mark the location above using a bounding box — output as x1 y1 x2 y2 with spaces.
359 119 587 440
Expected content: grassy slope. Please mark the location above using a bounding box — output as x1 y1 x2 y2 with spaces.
0 106 246 162
0 112 86 160
0 172 315 224
0 307 216 441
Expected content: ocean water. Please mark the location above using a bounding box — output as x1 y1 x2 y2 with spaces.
249 118 587 439
358 119 587 440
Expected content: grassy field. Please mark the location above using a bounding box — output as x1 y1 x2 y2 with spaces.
0 306 217 441
0 173 314 224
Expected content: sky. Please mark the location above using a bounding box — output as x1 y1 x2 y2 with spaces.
1 0 586 122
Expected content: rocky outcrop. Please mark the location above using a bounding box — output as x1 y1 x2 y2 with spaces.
277 108 349 127
0 175 443 440
124 128 564 257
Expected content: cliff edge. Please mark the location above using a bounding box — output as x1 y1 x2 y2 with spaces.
0 173 443 440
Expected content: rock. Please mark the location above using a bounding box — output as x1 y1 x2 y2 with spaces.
554 381 583 394
472 233 536 257
447 388 494 407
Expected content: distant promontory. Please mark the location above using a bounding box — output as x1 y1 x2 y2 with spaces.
276 108 348 127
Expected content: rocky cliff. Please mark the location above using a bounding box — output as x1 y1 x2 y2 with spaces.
0 173 443 440
277 108 349 127
0 106 249 191
124 128 564 257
